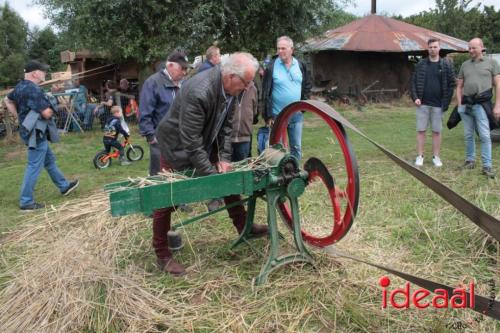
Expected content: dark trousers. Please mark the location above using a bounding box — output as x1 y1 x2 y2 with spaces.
148 142 161 176
152 156 247 259
231 142 251 162
103 138 124 157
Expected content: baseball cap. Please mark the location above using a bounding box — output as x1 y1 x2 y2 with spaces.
24 60 50 73
167 51 191 69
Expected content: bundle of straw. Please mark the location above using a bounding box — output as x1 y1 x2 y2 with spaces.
0 193 178 332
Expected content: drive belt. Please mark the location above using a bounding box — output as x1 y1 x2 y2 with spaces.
300 101 499 321
305 100 500 242
324 247 500 321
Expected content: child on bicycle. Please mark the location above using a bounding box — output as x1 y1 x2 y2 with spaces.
103 106 131 166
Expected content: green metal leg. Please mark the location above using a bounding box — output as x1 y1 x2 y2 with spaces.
289 195 313 260
253 189 314 286
231 195 258 248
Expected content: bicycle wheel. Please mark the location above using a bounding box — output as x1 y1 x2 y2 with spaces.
93 150 112 169
126 145 144 161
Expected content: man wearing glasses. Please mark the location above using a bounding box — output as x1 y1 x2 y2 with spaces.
4 60 79 211
153 52 268 275
262 36 312 161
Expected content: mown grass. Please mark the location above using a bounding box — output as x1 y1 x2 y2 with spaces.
0 101 499 332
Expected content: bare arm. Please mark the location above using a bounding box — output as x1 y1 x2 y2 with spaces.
456 79 464 106
493 75 500 120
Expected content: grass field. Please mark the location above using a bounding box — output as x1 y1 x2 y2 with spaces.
0 101 499 332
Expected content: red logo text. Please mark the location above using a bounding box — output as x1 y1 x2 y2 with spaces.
379 276 475 309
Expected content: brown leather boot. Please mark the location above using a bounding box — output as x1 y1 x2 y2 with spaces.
234 220 269 237
250 224 269 236
157 257 186 276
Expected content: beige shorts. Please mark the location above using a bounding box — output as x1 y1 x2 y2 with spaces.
416 105 443 133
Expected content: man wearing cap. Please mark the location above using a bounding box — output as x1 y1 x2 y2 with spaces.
153 52 268 275
4 60 79 211
139 51 190 176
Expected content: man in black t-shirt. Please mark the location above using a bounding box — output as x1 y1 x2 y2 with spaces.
410 39 456 167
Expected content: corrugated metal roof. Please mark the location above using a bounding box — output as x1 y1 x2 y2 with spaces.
303 15 468 53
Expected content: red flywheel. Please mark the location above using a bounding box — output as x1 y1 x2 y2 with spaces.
270 100 360 247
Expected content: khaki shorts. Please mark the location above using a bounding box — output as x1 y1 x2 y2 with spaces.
416 105 443 133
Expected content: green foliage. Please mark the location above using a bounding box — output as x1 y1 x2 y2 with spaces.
403 0 500 53
34 0 353 62
0 3 28 88
28 27 65 72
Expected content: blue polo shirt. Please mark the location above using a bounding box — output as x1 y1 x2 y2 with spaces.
271 57 302 117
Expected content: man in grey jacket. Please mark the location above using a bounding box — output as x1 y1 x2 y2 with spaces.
154 52 268 275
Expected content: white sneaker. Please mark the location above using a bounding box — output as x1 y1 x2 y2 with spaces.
432 156 443 167
415 155 424 167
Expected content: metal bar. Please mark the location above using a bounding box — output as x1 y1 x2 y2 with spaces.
172 197 251 230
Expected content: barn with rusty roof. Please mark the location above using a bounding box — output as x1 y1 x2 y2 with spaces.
302 14 468 101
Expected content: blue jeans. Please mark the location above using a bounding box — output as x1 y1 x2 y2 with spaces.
76 103 96 129
457 104 492 168
287 112 303 161
232 142 251 162
20 140 70 207
272 111 303 161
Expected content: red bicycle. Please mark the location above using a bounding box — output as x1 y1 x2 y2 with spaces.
93 138 144 169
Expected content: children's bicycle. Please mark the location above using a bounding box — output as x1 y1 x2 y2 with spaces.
93 138 144 169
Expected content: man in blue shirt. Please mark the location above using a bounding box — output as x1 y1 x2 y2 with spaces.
139 51 190 176
4 60 79 210
262 36 312 161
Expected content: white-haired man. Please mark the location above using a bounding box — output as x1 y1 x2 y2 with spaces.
262 36 312 161
139 51 190 176
154 52 268 275
4 60 79 211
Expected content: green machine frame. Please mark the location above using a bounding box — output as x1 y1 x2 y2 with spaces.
106 146 314 285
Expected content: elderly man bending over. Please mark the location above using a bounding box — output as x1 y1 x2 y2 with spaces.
154 52 268 275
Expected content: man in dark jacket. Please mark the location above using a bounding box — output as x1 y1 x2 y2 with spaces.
262 36 312 161
154 52 268 275
139 51 189 175
410 38 455 168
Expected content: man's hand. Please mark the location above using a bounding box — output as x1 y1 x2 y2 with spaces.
493 105 500 121
215 161 232 173
147 135 158 144
414 99 422 106
41 107 53 119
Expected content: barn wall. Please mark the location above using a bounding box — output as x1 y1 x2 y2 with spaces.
309 51 414 96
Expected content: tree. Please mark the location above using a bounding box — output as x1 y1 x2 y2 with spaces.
0 3 28 88
35 0 352 65
403 0 500 52
28 27 65 72
479 5 500 53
